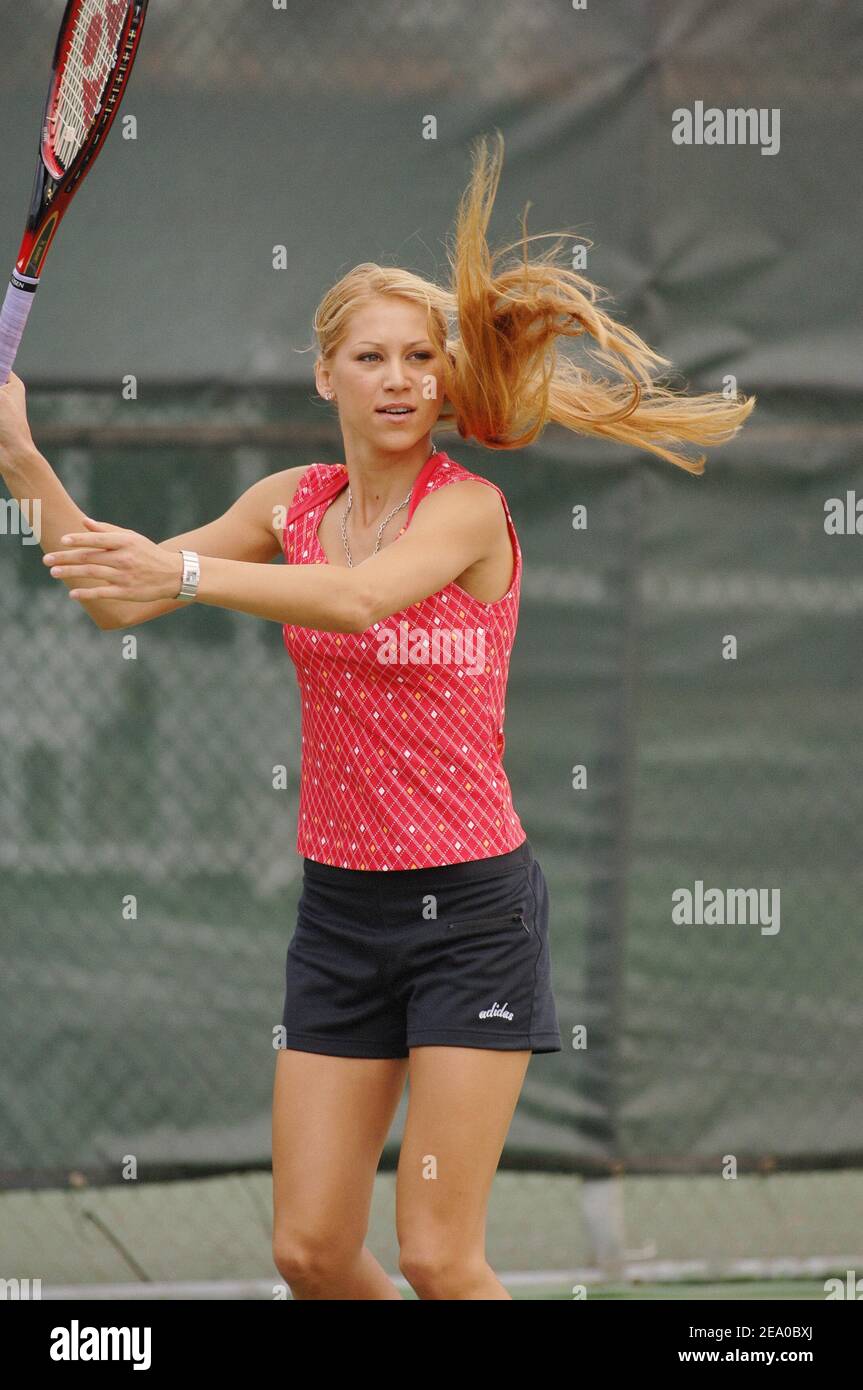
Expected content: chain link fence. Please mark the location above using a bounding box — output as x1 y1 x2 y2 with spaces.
2 381 862 1155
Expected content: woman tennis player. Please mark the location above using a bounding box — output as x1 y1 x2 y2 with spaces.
0 133 754 1299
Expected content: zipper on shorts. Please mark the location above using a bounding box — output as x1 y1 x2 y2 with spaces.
446 912 530 934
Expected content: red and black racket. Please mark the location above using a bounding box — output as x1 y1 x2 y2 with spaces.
0 1 149 385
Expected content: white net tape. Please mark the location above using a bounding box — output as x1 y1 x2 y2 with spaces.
51 1 127 171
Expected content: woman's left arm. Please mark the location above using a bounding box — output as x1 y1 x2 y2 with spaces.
343 481 505 626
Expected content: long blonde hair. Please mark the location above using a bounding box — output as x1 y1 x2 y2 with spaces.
312 131 755 475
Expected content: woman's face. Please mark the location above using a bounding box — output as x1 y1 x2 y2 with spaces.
317 295 445 456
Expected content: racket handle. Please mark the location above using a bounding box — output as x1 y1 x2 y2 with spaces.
0 270 40 386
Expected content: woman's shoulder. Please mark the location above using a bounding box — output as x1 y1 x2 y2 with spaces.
427 450 494 489
252 461 345 557
293 459 345 494
428 451 512 512
413 453 518 553
281 460 346 521
262 459 342 504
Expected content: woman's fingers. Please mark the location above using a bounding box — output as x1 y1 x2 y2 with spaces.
43 548 105 564
68 587 123 601
48 563 119 579
59 530 126 546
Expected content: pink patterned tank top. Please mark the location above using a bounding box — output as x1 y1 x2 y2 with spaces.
280 448 527 869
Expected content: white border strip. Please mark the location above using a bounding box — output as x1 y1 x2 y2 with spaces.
35 1256 863 1299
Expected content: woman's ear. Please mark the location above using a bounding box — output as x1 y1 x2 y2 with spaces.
314 357 330 399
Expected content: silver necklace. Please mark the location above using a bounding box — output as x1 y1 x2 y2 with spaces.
340 441 438 568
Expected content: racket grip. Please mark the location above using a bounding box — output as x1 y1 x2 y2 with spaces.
0 270 40 386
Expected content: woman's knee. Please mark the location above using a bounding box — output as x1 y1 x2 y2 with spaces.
398 1242 486 1298
273 1228 361 1285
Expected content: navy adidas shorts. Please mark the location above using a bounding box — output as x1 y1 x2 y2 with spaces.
280 837 562 1057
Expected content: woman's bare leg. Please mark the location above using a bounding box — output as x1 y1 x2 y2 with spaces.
272 1047 408 1299
396 1045 532 1300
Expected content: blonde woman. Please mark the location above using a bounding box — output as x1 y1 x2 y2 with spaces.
0 132 754 1300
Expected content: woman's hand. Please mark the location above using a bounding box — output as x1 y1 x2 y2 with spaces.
0 371 36 459
43 516 184 603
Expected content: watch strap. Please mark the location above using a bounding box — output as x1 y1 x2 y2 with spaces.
176 549 200 601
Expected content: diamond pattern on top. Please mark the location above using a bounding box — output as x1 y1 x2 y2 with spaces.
281 450 526 869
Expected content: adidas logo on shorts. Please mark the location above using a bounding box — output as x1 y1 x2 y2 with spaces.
478 1001 514 1021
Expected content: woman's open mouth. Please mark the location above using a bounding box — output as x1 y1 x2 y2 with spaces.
376 405 415 418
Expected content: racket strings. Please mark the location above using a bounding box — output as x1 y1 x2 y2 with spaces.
52 1 128 170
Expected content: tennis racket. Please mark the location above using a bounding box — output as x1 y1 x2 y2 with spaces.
0 1 149 385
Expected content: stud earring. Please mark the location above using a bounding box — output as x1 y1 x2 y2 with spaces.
324 390 335 401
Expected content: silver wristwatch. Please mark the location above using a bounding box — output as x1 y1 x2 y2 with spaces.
176 549 200 601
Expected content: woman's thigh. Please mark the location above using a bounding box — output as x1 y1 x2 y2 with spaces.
395 1045 530 1262
272 1047 408 1253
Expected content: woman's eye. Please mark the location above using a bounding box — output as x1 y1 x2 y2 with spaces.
357 351 434 362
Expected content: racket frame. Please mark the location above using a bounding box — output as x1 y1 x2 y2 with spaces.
15 0 149 280
0 1 148 385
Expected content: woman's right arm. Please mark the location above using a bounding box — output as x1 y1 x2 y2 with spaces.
2 439 305 632
11 447 304 633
